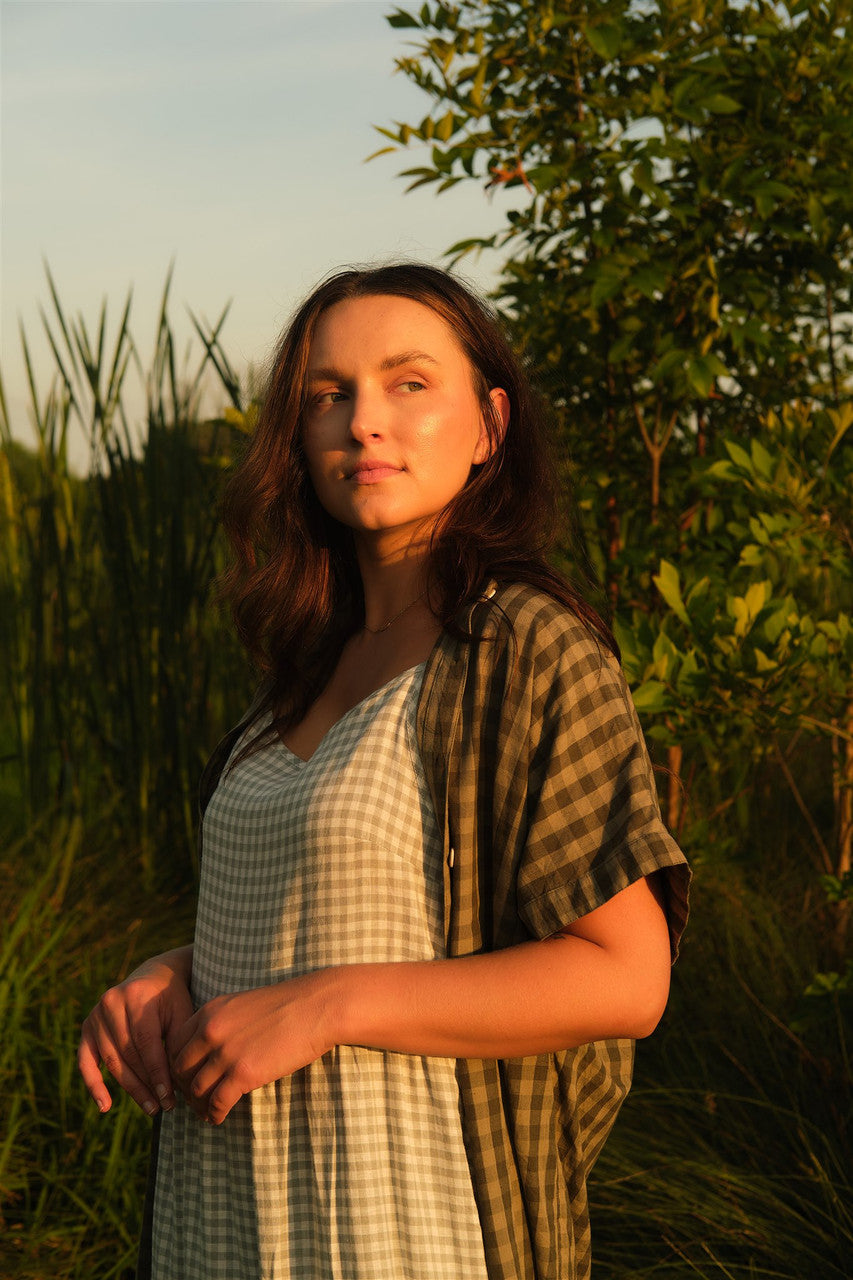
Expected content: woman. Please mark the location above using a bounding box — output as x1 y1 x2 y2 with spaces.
79 264 690 1280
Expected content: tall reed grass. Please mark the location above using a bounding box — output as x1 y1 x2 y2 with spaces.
1 272 251 1273
0 271 253 881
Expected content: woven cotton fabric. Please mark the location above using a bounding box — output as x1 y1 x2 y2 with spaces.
415 583 691 1280
151 664 488 1280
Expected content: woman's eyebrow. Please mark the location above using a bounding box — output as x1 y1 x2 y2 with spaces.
305 350 441 384
379 349 440 371
305 366 344 384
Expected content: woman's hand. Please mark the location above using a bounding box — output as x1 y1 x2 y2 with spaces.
169 969 337 1126
78 945 195 1116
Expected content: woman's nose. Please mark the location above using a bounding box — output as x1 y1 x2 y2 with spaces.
347 392 384 441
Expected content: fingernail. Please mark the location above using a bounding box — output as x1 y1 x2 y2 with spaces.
97 1099 109 1114
143 1100 159 1116
156 1083 169 1100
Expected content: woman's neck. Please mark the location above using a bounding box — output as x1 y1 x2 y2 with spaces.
355 537 432 635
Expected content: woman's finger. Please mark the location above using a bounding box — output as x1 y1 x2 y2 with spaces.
93 984 185 1108
166 1007 200 1065
205 1075 243 1126
183 1054 231 1105
79 1019 161 1116
126 1009 178 1109
177 1059 243 1126
77 1029 113 1113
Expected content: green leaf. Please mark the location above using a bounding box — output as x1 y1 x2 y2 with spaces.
613 617 640 671
820 873 853 905
387 8 421 29
751 182 794 219
653 560 690 626
724 439 753 472
672 74 699 112
704 93 741 114
590 261 625 308
753 649 778 673
751 179 797 200
804 965 853 996
687 354 727 398
808 192 826 234
630 265 668 300
607 331 638 363
445 233 497 258
431 144 453 172
825 403 853 463
738 544 763 568
685 577 710 607
631 680 668 713
436 110 456 142
650 347 687 384
586 22 623 60
403 170 441 192
591 275 623 308
750 438 774 479
652 628 681 678
470 60 487 109
676 649 700 693
744 580 771 617
730 582 770 639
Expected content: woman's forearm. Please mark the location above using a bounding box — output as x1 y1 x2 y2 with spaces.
157 943 194 985
329 936 664 1060
327 875 671 1059
169 876 671 1124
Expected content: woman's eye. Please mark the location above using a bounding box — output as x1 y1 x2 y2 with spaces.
400 380 425 393
315 390 347 406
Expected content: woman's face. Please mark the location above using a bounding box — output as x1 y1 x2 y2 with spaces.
301 294 507 557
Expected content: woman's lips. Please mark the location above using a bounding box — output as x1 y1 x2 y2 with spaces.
348 463 402 483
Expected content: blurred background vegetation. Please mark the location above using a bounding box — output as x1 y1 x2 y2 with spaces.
2 1 851 1276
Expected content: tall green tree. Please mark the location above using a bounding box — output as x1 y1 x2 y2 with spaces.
378 0 853 565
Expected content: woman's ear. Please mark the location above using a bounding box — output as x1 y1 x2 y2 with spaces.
474 387 510 463
490 386 510 434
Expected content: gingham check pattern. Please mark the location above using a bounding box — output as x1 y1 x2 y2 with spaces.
151 666 489 1279
139 581 689 1280
414 583 690 1280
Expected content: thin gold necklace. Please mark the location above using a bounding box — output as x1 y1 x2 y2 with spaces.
362 591 426 634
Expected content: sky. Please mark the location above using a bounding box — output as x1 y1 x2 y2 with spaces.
1 0 522 460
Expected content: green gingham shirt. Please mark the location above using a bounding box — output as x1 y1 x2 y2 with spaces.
415 582 690 1280
137 581 689 1280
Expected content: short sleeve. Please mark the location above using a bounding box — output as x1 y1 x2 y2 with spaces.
513 605 690 960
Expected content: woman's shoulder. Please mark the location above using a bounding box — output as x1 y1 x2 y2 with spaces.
447 580 621 712
469 579 610 660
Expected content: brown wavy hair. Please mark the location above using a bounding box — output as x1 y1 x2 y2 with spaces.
220 262 616 734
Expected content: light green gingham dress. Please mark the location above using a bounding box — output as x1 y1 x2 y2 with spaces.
151 664 489 1280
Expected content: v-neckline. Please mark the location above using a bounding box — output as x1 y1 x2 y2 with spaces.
273 662 425 766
